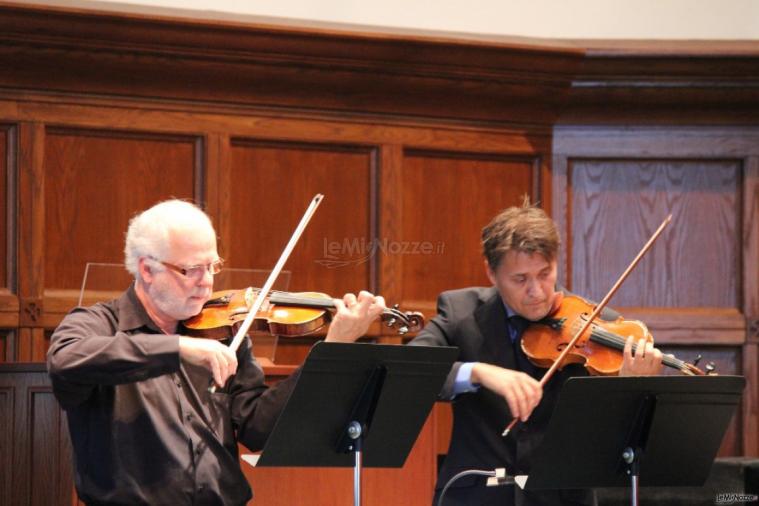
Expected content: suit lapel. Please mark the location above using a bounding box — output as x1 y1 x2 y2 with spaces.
474 288 518 370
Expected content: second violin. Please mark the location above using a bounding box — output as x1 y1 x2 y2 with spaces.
520 293 711 376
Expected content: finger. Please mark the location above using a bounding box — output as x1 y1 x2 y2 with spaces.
209 353 223 387
503 389 521 421
515 381 534 422
636 338 647 359
332 298 347 316
356 290 373 303
220 346 238 374
650 347 663 371
623 336 634 364
352 293 372 317
342 293 358 307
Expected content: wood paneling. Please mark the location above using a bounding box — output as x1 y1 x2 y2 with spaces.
0 364 72 506
1 126 7 290
0 384 11 505
562 42 759 125
553 126 759 457
399 150 539 309
0 4 583 128
569 159 740 307
244 413 436 505
227 140 374 296
0 4 756 504
43 129 198 290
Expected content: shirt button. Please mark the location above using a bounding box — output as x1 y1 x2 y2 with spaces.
186 413 192 421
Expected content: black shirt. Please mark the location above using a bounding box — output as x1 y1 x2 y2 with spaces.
47 284 297 505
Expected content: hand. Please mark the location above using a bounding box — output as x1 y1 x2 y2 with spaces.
178 336 238 387
325 291 386 343
619 336 663 376
471 362 542 422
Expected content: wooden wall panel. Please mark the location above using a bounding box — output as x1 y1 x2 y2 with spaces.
43 129 198 291
0 125 17 349
399 151 538 310
0 4 755 504
227 140 374 296
0 385 11 505
1 364 72 506
1 126 7 289
570 159 740 308
554 126 759 457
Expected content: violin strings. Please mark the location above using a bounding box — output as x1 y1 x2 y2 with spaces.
566 318 687 372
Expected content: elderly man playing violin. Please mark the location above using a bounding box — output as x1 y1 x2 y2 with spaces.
47 199 386 506
410 201 663 506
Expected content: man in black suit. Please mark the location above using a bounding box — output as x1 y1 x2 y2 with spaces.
410 201 663 506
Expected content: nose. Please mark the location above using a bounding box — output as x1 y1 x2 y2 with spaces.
198 266 214 287
526 278 543 297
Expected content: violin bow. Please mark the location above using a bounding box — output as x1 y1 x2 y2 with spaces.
502 214 673 436
209 193 324 392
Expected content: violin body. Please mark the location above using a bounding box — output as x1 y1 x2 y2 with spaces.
521 294 706 376
182 288 332 339
182 287 424 340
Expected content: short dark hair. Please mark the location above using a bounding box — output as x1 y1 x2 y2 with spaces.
481 198 560 269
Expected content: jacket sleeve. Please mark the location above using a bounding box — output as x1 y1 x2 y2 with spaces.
408 292 462 401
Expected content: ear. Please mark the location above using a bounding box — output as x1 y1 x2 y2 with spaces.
484 259 497 285
137 257 155 284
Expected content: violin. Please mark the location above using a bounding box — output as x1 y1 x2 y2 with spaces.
520 293 711 376
182 287 425 339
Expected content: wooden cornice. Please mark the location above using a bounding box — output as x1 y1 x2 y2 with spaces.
561 40 759 124
1 3 757 126
0 2 585 128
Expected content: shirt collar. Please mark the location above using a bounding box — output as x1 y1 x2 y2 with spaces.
116 282 162 333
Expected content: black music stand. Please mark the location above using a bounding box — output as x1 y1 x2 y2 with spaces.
513 375 745 506
257 342 458 506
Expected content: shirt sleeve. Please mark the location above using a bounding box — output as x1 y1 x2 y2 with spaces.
452 361 481 395
47 305 180 407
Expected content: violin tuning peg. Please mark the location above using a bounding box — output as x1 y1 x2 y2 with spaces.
393 303 400 310
386 317 397 328
693 354 702 366
705 362 717 375
398 326 408 335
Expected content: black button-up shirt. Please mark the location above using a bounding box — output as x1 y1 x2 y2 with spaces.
47 284 298 505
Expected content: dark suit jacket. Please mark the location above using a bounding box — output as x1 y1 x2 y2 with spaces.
410 287 613 506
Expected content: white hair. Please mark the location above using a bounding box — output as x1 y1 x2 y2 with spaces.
124 199 215 277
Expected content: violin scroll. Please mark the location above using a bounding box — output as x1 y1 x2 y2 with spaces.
382 304 424 335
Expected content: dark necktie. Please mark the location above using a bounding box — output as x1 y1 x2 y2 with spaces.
509 315 540 377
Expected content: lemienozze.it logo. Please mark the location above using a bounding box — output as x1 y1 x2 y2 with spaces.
715 493 758 505
316 237 445 268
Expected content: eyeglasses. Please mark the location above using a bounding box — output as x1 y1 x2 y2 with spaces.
153 257 224 280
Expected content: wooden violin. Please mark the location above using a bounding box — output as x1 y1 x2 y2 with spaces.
520 293 711 376
182 287 425 339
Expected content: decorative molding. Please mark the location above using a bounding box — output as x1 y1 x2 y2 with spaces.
20 298 42 326
0 3 584 129
749 319 759 342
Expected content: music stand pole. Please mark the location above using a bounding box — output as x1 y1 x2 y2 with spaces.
346 422 363 506
622 447 639 506
336 365 387 506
